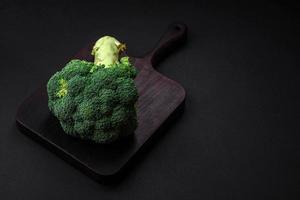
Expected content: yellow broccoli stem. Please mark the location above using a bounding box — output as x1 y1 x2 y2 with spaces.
91 36 126 67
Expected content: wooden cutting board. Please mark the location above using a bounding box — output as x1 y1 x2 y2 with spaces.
16 23 187 183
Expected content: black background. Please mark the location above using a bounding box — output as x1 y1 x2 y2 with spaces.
0 0 299 199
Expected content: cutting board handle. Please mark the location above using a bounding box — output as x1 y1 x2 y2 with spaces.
144 23 187 67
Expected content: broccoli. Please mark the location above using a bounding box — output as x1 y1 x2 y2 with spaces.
47 36 138 143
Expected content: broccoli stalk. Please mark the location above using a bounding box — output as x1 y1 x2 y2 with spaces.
47 36 138 144
91 36 126 67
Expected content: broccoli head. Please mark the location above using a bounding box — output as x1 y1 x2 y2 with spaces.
47 57 138 143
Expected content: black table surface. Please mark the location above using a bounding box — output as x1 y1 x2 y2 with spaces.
0 0 299 199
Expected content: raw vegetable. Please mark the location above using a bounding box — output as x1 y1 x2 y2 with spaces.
47 36 138 143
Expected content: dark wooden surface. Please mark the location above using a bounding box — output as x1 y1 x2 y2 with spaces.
15 23 187 182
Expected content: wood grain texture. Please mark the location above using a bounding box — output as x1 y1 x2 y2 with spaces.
16 23 187 182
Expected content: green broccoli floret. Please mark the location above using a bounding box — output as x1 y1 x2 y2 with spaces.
47 58 138 143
